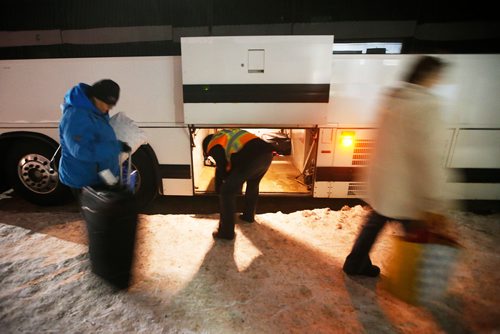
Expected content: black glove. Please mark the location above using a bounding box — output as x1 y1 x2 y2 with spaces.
120 141 132 153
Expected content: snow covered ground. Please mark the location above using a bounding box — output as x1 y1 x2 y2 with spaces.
0 191 499 333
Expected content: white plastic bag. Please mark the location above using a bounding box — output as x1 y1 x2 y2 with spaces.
110 112 148 163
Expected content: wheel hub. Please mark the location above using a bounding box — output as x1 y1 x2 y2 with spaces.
17 154 59 194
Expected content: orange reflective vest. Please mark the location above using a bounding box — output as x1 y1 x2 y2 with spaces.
207 129 258 171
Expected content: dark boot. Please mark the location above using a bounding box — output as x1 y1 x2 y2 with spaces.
212 230 235 240
343 254 380 277
238 213 255 223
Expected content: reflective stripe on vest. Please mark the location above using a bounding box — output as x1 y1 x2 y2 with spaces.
207 129 258 171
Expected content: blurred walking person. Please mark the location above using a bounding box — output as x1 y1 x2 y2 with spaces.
343 56 450 277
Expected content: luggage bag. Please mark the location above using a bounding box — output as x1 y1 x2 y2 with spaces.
81 154 137 289
381 233 461 306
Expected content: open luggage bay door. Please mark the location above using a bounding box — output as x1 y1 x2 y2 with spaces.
181 35 333 125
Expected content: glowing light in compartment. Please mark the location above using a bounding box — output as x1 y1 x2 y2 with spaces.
340 131 355 147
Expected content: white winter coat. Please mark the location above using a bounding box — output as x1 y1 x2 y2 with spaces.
364 83 449 220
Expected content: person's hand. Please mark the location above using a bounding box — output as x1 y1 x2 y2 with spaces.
120 141 132 153
424 211 458 242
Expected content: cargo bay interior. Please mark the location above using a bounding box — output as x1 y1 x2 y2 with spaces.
192 128 317 195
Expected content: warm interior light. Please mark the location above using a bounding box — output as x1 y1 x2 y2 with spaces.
341 136 354 147
340 131 355 147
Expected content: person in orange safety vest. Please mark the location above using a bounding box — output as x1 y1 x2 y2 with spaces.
202 129 275 240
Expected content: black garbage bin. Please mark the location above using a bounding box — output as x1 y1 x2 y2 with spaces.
81 185 138 289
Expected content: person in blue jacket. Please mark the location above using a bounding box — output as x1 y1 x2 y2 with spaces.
58 79 130 199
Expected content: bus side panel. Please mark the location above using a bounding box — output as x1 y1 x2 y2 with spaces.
446 129 500 200
314 128 376 198
0 56 181 124
449 130 500 169
181 36 332 125
327 55 414 126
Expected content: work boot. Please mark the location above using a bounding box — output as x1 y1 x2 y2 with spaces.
343 255 381 277
212 230 235 241
343 263 380 277
238 214 254 223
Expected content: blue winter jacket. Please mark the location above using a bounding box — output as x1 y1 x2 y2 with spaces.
58 83 121 189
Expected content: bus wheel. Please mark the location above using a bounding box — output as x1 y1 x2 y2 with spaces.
6 139 72 205
131 147 158 212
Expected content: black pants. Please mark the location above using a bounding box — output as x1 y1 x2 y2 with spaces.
218 152 273 236
70 187 82 204
343 210 414 272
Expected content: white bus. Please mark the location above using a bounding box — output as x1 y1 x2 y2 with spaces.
1 36 499 210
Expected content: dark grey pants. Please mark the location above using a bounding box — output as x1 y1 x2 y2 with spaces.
218 152 273 236
343 210 414 273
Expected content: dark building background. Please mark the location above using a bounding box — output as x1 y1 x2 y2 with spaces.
1 0 499 59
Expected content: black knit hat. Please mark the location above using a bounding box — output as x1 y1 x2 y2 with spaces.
89 79 120 105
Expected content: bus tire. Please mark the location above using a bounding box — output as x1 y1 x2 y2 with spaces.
6 139 72 205
131 146 158 212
